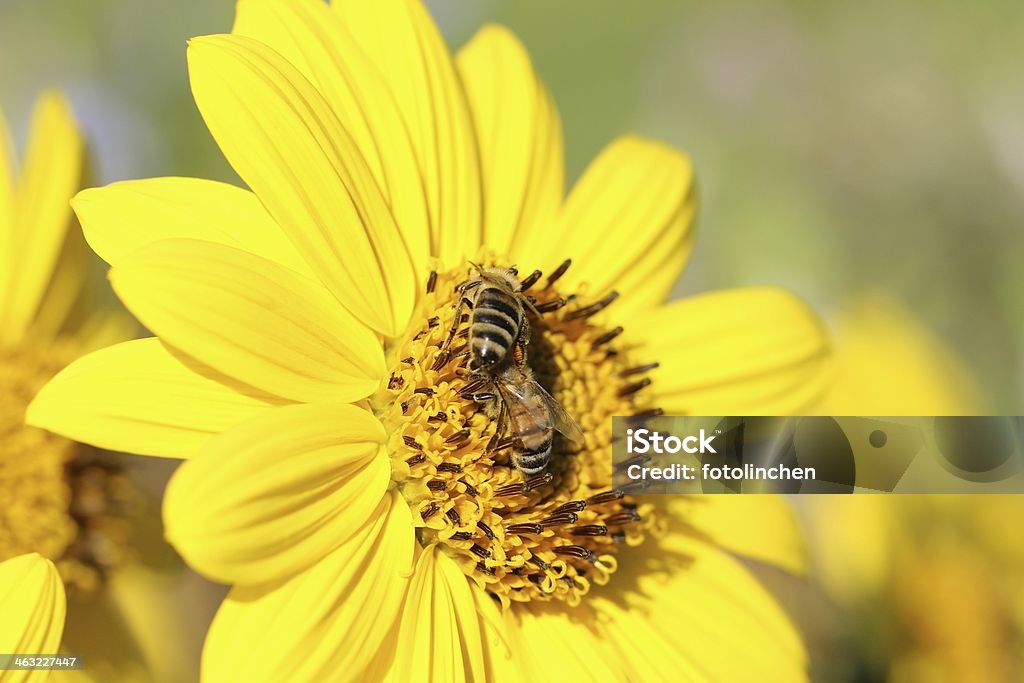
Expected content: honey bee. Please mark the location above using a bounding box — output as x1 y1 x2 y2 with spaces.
442 264 537 373
491 360 585 475
443 263 583 475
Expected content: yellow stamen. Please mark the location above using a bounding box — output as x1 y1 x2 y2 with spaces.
374 261 663 608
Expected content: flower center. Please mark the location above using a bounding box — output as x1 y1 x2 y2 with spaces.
374 259 663 607
0 339 134 593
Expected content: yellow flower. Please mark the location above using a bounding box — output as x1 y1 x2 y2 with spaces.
0 93 192 683
0 554 66 683
29 0 830 680
806 296 1020 681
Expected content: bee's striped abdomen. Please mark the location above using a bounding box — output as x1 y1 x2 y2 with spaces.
470 285 523 370
508 391 553 475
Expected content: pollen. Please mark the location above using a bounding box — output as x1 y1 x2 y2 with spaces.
374 260 664 607
0 339 135 593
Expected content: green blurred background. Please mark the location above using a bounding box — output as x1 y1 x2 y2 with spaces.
2 0 1021 409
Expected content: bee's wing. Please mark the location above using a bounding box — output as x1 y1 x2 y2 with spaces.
528 379 585 444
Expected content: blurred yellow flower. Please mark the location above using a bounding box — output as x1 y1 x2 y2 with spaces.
29 0 831 680
1 92 194 683
0 554 65 683
806 295 1021 682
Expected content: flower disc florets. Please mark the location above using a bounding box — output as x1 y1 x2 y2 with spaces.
373 259 664 607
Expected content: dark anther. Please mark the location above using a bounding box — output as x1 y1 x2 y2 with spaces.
587 489 625 505
528 556 551 571
547 259 572 286
621 479 653 493
426 270 438 294
528 573 545 585
562 576 578 588
539 512 578 527
632 407 665 418
461 480 479 497
420 502 440 520
489 436 519 452
450 531 473 542
570 525 609 537
403 435 423 450
535 298 568 314
414 387 435 397
604 510 642 526
520 269 542 291
476 562 496 576
446 508 462 526
612 532 626 543
551 500 587 515
470 544 491 559
495 482 528 497
553 545 591 559
436 461 463 473
427 479 448 492
431 350 451 371
592 326 624 347
427 316 439 328
605 348 620 358
444 429 471 446
617 378 651 398
510 566 525 576
405 454 426 466
525 472 554 491
387 374 402 390
477 520 496 540
412 330 425 341
565 291 619 321
621 362 660 377
507 523 544 535
400 401 410 415
401 356 414 365
427 411 448 423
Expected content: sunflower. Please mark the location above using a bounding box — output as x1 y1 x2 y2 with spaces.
1 92 195 682
0 554 65 683
29 0 831 680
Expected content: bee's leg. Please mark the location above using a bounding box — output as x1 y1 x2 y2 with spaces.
440 283 479 354
485 398 511 454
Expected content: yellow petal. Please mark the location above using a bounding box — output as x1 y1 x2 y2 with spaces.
333 0 482 266
389 547 491 682
605 534 808 682
670 495 807 575
816 293 985 415
27 338 282 459
0 554 66 683
624 287 831 415
518 136 695 315
187 34 415 337
72 177 313 278
164 403 390 585
1 91 83 340
202 493 414 683
232 0 430 282
109 238 384 403
505 604 630 682
456 24 563 257
0 105 15 300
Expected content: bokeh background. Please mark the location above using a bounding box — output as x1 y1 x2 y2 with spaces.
3 1 1023 681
